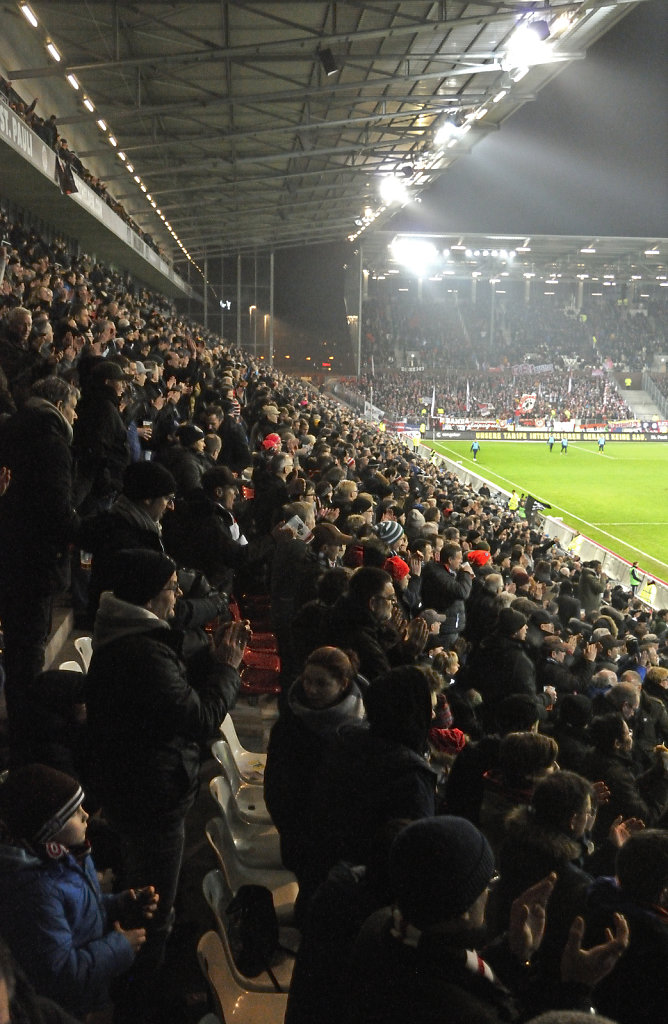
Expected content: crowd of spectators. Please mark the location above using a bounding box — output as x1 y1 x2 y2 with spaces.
0 205 666 1023
350 368 632 423
1 76 165 260
359 287 667 420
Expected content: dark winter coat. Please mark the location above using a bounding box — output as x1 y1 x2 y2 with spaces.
344 909 593 1024
72 384 128 505
158 445 207 497
536 653 594 695
264 679 366 874
581 747 668 844
309 725 437 886
163 490 273 589
585 876 668 1024
464 633 537 728
577 567 605 615
78 494 164 617
85 593 240 827
490 810 591 974
328 594 415 682
420 561 473 637
0 397 78 591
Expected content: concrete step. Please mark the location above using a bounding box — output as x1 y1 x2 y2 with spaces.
620 389 663 419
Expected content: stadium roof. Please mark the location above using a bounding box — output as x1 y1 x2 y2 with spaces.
7 0 653 273
359 230 667 286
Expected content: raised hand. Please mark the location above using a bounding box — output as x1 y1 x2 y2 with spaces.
561 913 629 988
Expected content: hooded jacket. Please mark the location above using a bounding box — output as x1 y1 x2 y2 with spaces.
264 678 366 874
0 841 134 1015
0 397 78 589
85 593 240 827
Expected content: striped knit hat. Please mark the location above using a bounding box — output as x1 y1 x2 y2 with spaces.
0 764 84 845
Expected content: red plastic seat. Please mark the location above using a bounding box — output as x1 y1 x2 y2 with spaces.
243 649 280 673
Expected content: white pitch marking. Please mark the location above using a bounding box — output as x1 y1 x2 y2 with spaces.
433 443 668 573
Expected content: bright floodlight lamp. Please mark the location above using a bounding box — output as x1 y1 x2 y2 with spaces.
318 48 338 76
379 175 408 205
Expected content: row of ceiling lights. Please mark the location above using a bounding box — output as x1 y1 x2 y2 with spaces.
18 2 202 276
348 11 582 243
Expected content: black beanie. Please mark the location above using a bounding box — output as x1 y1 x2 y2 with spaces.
364 666 433 753
390 817 495 927
123 461 176 501
497 607 528 636
112 549 177 605
177 424 205 448
0 764 83 845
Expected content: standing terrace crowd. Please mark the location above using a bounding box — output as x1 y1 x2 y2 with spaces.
0 209 666 1023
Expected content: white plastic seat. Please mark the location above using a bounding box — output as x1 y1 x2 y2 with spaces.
59 660 83 673
73 635 93 672
198 930 288 1024
212 739 271 824
202 869 296 991
205 817 297 922
209 776 282 869
220 714 266 783
197 1015 222 1024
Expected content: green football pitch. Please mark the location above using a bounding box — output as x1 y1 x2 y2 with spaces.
426 439 668 583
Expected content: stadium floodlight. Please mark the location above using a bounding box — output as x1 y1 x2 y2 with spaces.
96 118 107 131
505 23 551 70
390 238 439 277
83 97 95 112
66 74 79 90
379 175 408 205
46 40 61 62
19 4 39 28
108 135 117 147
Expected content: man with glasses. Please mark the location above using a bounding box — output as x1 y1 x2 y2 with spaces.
86 549 249 999
329 566 428 681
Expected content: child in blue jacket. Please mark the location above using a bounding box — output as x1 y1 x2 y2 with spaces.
0 764 157 1017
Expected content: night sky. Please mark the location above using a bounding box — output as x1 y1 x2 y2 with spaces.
275 0 667 352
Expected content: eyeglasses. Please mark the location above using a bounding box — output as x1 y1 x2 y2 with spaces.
375 593 398 605
164 495 176 505
162 582 181 594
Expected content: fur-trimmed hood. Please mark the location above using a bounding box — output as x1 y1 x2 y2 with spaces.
503 805 582 864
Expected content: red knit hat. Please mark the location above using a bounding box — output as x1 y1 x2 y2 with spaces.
384 556 410 581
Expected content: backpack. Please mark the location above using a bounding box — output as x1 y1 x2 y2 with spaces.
226 884 282 991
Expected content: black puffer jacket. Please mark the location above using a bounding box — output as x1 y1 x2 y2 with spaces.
328 594 413 682
85 593 240 827
0 397 78 589
464 632 538 728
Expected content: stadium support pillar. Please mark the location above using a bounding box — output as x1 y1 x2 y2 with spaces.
203 256 208 329
253 253 258 357
357 244 363 378
236 254 242 348
577 278 584 308
524 276 531 304
471 276 477 305
489 280 496 351
269 249 275 367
